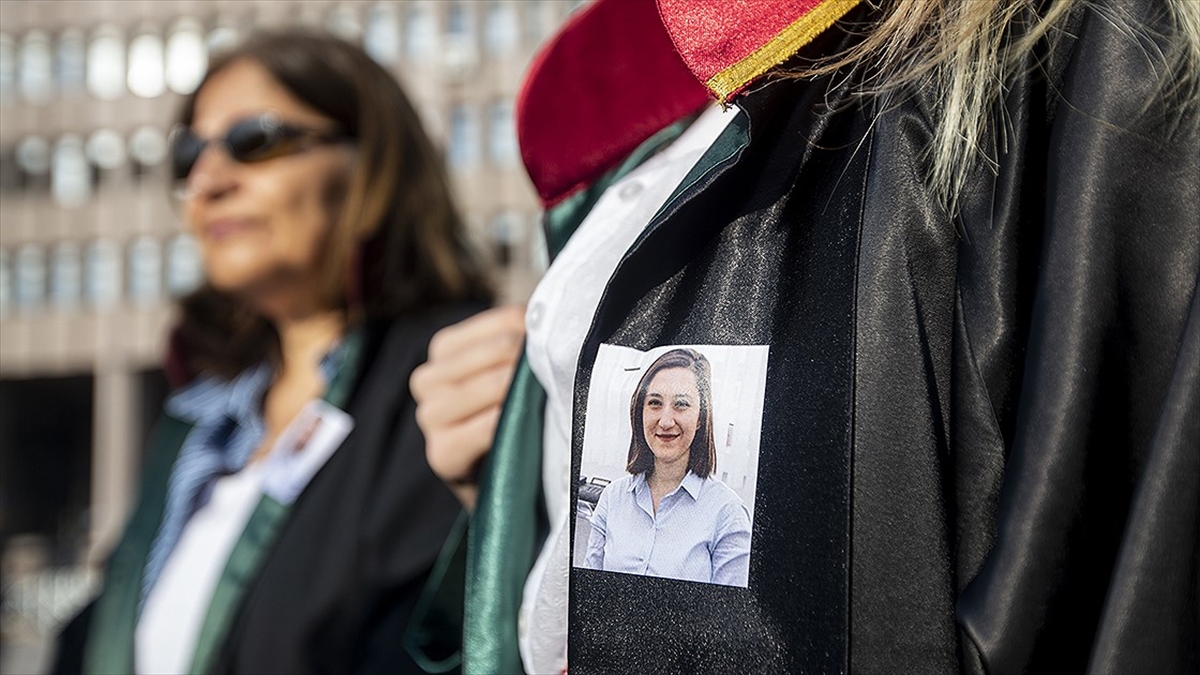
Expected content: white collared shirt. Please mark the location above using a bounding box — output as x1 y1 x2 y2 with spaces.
582 471 751 586
135 462 265 675
520 103 739 674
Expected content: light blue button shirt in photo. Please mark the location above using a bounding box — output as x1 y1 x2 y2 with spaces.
583 471 752 587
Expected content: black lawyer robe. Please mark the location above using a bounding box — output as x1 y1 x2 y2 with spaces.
566 1 1200 672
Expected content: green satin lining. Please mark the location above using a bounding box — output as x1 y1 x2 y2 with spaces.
404 512 470 673
462 362 547 674
456 118 700 675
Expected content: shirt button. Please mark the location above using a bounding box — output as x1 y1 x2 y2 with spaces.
527 301 544 331
617 181 643 200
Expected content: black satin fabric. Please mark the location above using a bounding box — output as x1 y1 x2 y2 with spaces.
568 0 1198 673
570 64 863 673
210 308 478 675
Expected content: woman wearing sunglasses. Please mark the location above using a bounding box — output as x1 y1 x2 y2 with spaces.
54 29 490 675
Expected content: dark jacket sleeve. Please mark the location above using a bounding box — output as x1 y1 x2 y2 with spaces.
949 2 1200 672
835 1 1198 673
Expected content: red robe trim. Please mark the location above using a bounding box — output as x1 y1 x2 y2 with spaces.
658 0 862 103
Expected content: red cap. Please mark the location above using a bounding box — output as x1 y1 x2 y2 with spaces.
516 0 711 207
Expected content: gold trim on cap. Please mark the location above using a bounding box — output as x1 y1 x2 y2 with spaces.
705 0 862 103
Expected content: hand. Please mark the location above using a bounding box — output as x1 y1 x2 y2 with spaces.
411 305 526 510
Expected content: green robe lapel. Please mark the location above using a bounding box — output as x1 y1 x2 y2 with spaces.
84 415 192 675
452 118 716 675
185 495 290 674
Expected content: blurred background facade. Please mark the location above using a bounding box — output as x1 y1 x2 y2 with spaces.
0 1 575 670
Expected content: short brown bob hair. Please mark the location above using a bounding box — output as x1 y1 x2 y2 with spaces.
170 28 491 383
625 348 717 478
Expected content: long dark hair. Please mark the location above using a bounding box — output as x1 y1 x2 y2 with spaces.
625 348 717 478
169 29 492 383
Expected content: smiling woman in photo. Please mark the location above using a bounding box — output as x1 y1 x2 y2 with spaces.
582 348 751 586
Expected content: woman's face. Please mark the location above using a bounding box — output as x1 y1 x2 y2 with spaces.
642 366 701 468
183 58 352 314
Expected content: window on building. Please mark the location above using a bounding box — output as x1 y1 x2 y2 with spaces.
86 129 126 186
85 239 121 310
52 135 91 208
485 2 519 57
50 242 82 311
206 25 239 55
487 99 517 167
87 26 125 100
524 1 551 47
56 29 87 96
128 126 168 179
443 1 478 78
127 28 165 98
165 18 207 95
127 236 162 305
19 30 54 104
447 104 479 169
15 244 47 313
166 234 202 297
405 2 436 63
16 135 51 190
364 4 402 66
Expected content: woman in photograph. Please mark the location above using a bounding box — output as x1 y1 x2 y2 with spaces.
582 348 751 586
54 28 489 675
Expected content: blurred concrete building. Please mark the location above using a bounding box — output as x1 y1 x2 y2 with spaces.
0 0 574 668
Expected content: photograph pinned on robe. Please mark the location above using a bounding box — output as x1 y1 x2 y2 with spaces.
575 343 768 588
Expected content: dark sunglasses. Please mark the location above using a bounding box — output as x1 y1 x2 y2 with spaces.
169 113 351 182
